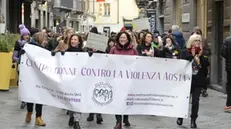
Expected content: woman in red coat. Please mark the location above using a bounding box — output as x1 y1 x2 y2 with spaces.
109 31 138 129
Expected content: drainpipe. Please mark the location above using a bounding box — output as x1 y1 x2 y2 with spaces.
117 0 119 23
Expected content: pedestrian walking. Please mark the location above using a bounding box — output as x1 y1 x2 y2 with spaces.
12 24 31 109
177 34 210 128
221 35 231 112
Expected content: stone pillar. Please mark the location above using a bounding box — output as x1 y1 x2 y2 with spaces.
31 2 36 27
23 2 31 28
39 5 44 30
45 6 48 27
49 11 54 29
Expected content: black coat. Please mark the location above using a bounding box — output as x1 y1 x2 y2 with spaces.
221 36 231 72
181 49 210 87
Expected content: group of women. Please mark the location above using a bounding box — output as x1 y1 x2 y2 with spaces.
13 24 210 129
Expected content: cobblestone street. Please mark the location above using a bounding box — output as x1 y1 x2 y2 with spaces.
0 88 230 129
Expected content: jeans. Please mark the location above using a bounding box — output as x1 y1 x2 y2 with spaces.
190 87 201 119
115 115 129 122
69 111 81 122
226 71 231 106
27 103 42 117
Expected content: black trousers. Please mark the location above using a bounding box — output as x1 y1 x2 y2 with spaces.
27 103 43 117
226 71 231 106
115 115 129 122
190 87 201 119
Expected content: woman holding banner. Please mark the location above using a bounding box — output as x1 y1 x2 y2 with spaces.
177 34 210 128
65 34 84 129
25 32 48 126
109 31 139 129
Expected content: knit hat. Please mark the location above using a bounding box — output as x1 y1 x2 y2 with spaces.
19 24 30 36
120 27 126 32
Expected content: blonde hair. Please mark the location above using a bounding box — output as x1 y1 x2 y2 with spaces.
34 32 47 44
186 34 202 49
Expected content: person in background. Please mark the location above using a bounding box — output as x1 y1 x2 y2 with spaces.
152 34 163 53
171 25 185 49
137 31 145 44
12 24 30 109
109 31 139 129
106 37 115 53
177 34 209 128
25 32 48 126
136 32 154 57
162 35 180 59
86 27 104 124
66 34 84 129
221 35 231 113
192 27 211 97
54 27 73 52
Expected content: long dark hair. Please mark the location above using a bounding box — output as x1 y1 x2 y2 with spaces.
115 31 132 45
141 32 153 46
68 34 83 49
162 35 179 48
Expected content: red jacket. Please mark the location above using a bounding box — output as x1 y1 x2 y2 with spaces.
109 43 139 56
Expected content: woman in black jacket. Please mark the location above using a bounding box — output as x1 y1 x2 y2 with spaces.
66 34 84 129
162 35 180 59
177 34 210 129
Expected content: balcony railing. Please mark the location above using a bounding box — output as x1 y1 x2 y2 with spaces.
53 0 84 12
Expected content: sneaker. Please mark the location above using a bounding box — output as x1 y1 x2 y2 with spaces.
21 102 26 109
201 90 208 97
224 106 231 113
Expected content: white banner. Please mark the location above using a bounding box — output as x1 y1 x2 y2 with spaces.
19 44 192 118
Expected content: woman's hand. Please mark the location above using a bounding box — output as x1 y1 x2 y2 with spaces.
191 48 196 57
92 48 97 52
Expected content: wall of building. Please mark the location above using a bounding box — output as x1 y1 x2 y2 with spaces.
94 0 139 33
207 0 231 92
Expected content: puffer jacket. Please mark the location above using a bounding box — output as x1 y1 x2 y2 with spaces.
221 36 231 71
109 42 139 56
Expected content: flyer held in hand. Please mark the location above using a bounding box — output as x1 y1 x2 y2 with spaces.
19 44 192 118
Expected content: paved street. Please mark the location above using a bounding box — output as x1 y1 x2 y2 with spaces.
0 88 230 129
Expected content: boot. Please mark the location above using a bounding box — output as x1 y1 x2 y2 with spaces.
35 117 46 126
202 89 208 97
123 119 131 127
191 118 197 128
21 102 26 109
25 112 32 123
87 113 94 121
96 114 103 124
69 116 74 126
114 122 122 129
73 121 81 129
176 118 183 126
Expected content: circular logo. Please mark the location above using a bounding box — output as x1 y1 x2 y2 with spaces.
92 82 113 106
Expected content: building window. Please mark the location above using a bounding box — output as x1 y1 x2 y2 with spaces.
104 3 110 16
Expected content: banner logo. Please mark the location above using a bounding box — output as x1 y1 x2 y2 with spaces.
92 82 113 106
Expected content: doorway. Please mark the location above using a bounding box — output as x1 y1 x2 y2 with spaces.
214 1 224 85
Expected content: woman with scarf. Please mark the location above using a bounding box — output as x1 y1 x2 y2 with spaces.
109 31 139 129
177 34 210 128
